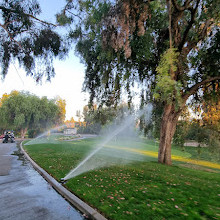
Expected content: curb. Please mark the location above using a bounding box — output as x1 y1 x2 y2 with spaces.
20 142 107 220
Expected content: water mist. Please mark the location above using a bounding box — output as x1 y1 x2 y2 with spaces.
24 125 66 145
63 104 153 180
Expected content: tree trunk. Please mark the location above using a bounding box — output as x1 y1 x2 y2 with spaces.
158 104 179 165
21 127 28 139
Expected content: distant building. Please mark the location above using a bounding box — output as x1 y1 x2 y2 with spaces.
64 128 77 135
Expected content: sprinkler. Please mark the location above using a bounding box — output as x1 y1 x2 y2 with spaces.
60 178 67 184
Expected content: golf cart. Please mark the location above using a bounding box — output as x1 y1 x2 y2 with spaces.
2 130 15 143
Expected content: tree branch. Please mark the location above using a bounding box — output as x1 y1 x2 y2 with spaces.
171 0 192 11
183 18 214 53
183 0 192 9
0 23 22 48
171 0 184 11
182 76 220 102
65 9 82 20
198 19 213 41
178 0 199 51
27 13 57 27
0 6 57 27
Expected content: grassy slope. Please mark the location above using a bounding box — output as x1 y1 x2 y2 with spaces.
23 138 220 220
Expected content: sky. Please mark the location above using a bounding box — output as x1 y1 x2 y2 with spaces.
0 0 88 120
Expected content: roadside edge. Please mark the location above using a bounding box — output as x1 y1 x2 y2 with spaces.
20 142 107 220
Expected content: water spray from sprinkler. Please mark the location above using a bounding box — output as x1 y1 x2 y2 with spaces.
24 124 66 145
62 115 136 180
61 104 153 180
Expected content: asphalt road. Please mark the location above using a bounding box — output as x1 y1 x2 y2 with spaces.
0 142 85 220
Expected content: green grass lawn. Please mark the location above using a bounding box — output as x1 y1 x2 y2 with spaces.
23 136 220 220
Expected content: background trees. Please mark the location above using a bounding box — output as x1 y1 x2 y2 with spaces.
0 0 68 137
0 91 65 138
55 97 66 124
61 0 220 164
77 103 131 134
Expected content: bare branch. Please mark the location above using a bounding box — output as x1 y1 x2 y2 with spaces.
65 9 82 20
0 6 57 27
27 13 57 27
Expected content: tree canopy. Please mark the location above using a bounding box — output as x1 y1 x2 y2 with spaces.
77 102 132 134
61 0 220 164
0 91 65 137
0 0 67 81
62 0 220 105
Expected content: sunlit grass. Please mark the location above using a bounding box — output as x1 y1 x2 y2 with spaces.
108 145 220 170
23 137 220 219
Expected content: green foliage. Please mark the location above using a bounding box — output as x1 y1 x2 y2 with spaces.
14 114 25 127
78 103 133 134
190 28 220 95
173 120 189 150
0 0 67 80
156 48 179 76
207 130 220 159
186 120 209 144
0 91 62 136
61 0 168 106
63 0 219 124
185 119 220 160
154 48 182 107
173 109 191 149
56 13 72 26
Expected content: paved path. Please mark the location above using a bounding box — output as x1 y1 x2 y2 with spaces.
0 142 85 220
